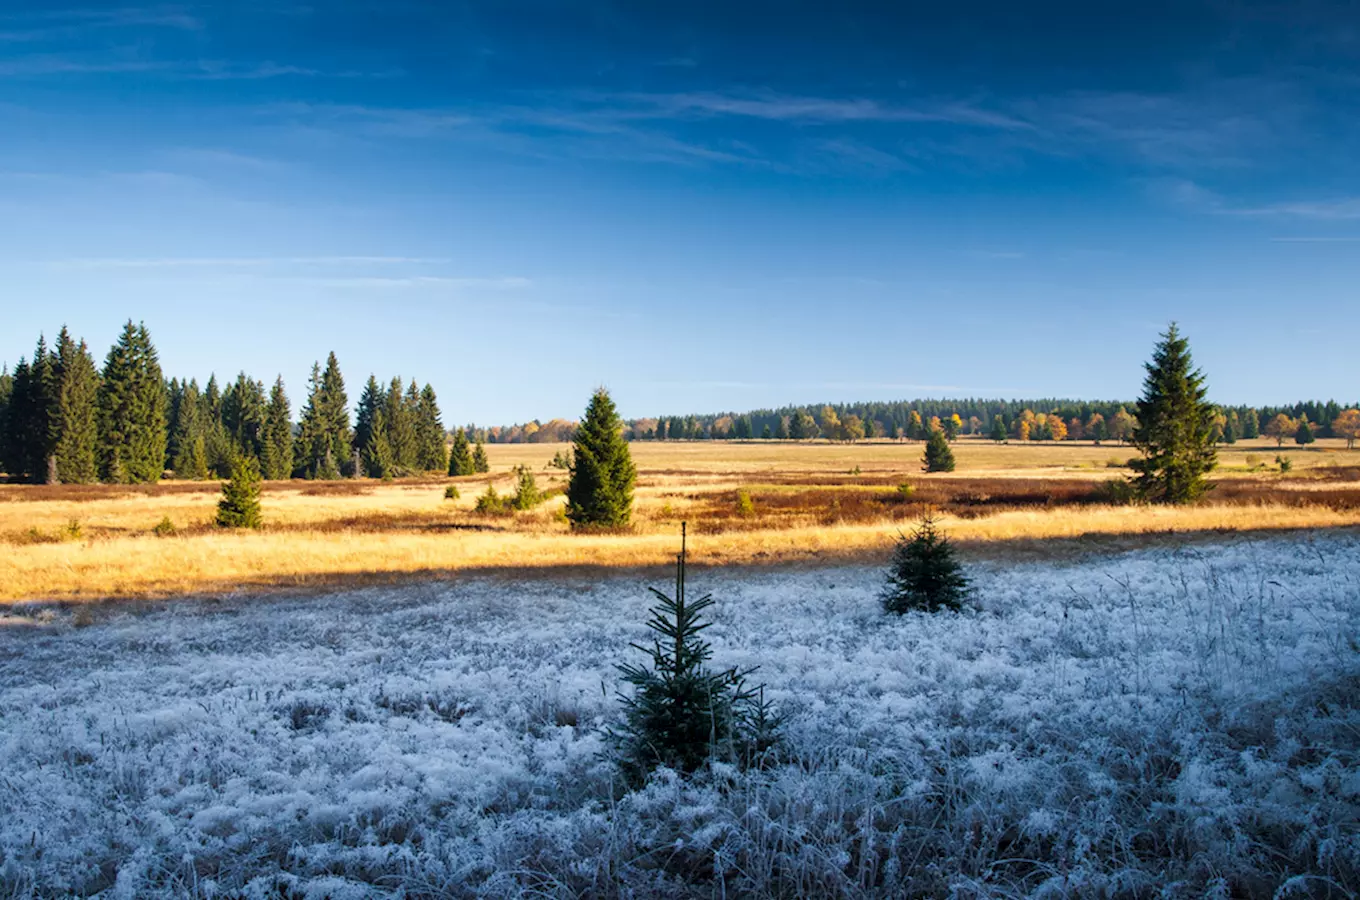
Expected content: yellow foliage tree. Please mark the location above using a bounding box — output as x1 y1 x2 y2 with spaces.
1048 415 1068 442
1264 413 1297 446
1334 409 1360 450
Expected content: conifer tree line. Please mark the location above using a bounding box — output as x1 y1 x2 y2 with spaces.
625 396 1359 445
0 323 458 484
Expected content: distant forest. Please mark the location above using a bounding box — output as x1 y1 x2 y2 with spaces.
2 321 1356 484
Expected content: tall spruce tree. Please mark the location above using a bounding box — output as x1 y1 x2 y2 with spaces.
990 414 1007 442
222 373 266 463
363 407 396 478
566 387 636 529
382 376 417 474
9 338 59 483
448 427 475 476
172 379 210 480
1 359 31 479
472 439 490 474
200 375 234 477
295 354 352 479
1243 408 1261 439
98 321 167 484
1129 323 1217 504
353 375 384 464
53 328 100 484
260 377 293 481
0 366 12 477
416 384 448 472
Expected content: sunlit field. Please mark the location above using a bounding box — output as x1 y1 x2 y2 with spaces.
2 437 1358 603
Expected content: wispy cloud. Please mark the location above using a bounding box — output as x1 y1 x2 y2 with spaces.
0 55 170 76
47 256 453 269
0 6 203 42
1231 198 1360 219
1269 235 1360 242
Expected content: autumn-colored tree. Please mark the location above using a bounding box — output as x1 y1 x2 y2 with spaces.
1333 409 1360 450
907 410 924 440
842 414 865 442
1109 408 1136 444
1264 413 1297 446
927 415 942 435
945 414 963 440
1067 417 1084 441
1015 420 1031 442
1047 415 1068 442
819 406 842 441
1087 412 1108 444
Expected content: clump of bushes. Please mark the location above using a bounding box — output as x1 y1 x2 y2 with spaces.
475 483 508 514
1096 478 1138 505
895 481 915 501
60 519 83 541
152 516 177 537
549 449 572 470
1276 455 1293 473
883 513 968 614
443 485 460 501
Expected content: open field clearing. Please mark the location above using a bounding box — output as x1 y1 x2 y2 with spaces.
3 439 1360 602
1 534 1357 897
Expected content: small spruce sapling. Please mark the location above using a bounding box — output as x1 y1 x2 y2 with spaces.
510 465 542 510
882 512 968 613
216 453 263 529
613 524 778 782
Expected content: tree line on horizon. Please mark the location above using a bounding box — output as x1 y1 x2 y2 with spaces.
0 322 492 485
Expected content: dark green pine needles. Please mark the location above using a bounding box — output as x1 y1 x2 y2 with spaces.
883 513 969 613
216 453 262 529
566 388 636 530
922 428 956 472
1129 323 1217 504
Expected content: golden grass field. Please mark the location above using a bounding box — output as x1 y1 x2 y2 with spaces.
3 437 1359 603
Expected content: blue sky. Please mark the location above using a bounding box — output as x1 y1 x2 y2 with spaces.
2 1 1358 423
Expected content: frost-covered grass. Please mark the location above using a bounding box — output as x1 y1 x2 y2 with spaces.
1 535 1358 898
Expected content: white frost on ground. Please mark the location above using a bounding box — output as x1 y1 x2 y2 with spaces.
1 534 1358 898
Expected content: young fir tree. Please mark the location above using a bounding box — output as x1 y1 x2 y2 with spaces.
922 428 956 472
215 452 262 529
260 377 293 481
53 328 100 484
415 384 449 472
1129 323 1217 504
1243 408 1261 439
171 379 210 480
882 513 969 614
566 388 636 530
472 439 490 474
774 417 789 440
1295 418 1316 445
510 464 542 510
613 525 773 782
98 321 167 484
362 407 396 479
761 423 772 440
990 414 1007 443
448 427 475 476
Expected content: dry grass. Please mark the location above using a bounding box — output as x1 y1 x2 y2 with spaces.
3 437 1358 603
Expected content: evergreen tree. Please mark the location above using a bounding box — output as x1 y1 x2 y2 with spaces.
53 328 100 484
1224 410 1241 445
1129 324 1217 504
222 372 266 462
11 337 58 483
887 419 900 440
922 428 956 472
448 427 475 476
416 384 448 472
656 418 668 441
788 409 806 440
171 379 210 480
566 387 636 530
353 375 384 462
510 464 542 510
472 439 490 474
98 321 167 484
215 452 262 529
294 354 352 479
199 375 234 477
0 366 12 477
882 513 969 614
383 376 417 473
362 407 396 478
1243 408 1261 439
761 423 772 440
0 359 31 479
260 377 293 481
1295 418 1316 445
990 414 1007 442
1091 414 1111 443
613 526 771 782
774 417 789 440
